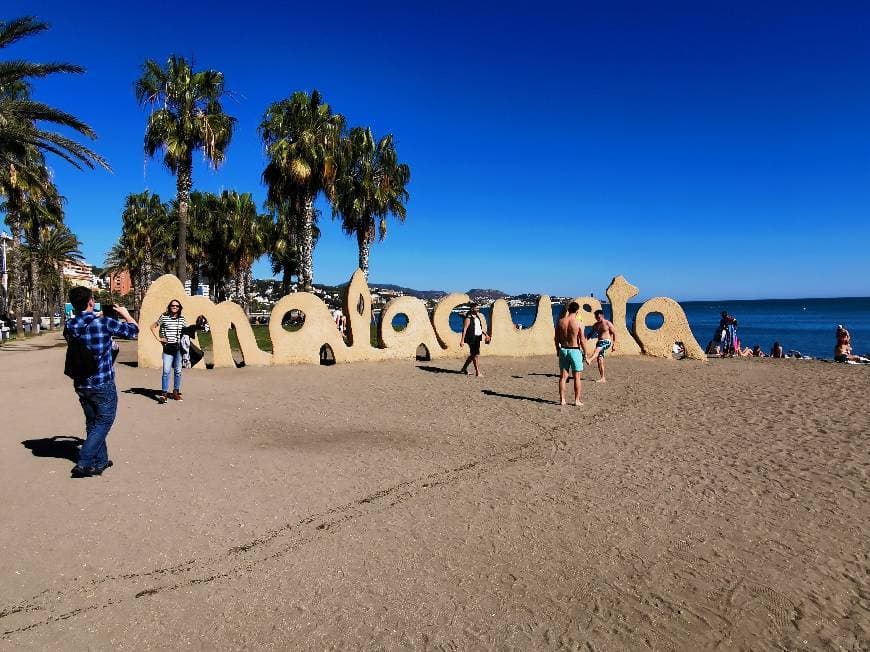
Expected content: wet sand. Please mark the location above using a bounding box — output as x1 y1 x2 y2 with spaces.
1 341 868 649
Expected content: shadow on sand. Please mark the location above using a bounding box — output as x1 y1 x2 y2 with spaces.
22 436 83 463
481 389 556 405
123 387 165 403
417 365 464 375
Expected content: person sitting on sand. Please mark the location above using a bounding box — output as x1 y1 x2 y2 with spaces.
586 310 616 382
835 339 869 363
738 346 755 357
705 340 721 356
752 345 765 357
770 341 784 358
555 301 588 406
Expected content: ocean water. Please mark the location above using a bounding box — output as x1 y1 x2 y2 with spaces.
443 297 870 360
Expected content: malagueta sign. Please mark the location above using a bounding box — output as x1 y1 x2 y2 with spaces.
137 270 705 370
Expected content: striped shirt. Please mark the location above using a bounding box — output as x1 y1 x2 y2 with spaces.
157 314 187 343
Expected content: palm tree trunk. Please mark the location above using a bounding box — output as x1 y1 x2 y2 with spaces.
10 222 24 337
300 196 315 292
357 228 372 281
57 264 65 327
175 158 192 286
30 254 41 335
235 271 243 310
244 266 253 314
281 266 291 296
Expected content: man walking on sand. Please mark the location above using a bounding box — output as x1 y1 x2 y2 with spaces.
459 303 490 377
555 302 588 406
587 309 617 383
64 286 139 478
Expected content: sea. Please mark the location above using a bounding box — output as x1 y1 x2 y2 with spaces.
444 297 870 360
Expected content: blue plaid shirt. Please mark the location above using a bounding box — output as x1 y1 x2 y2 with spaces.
64 311 139 389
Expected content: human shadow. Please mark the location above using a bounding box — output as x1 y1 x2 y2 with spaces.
118 360 138 367
528 372 560 378
123 387 165 403
417 365 464 375
22 436 83 463
481 389 557 405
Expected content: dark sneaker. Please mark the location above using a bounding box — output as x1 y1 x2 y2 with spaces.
71 465 98 478
157 392 168 404
93 460 114 475
172 391 183 402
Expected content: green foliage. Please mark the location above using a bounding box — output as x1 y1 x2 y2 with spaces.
0 16 108 173
333 126 410 276
136 55 235 280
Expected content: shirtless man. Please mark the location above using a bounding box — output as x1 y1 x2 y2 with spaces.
554 302 588 406
586 309 617 382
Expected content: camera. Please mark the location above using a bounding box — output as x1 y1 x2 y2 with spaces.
102 304 121 320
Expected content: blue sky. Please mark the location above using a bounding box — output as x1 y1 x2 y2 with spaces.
6 1 870 299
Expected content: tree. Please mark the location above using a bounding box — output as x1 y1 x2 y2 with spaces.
1 147 58 336
260 90 344 292
267 198 321 296
333 127 410 280
0 17 109 174
0 16 108 335
25 223 82 328
21 168 64 332
136 56 235 284
106 191 172 311
222 190 270 313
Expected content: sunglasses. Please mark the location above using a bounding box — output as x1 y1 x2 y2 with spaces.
170 304 181 308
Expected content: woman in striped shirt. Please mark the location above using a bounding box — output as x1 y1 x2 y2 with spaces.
150 299 187 403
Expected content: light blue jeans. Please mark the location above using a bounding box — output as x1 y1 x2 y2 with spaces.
161 350 182 393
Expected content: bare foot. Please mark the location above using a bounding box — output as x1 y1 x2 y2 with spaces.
560 399 567 406
575 400 584 406
595 378 607 383
475 373 483 377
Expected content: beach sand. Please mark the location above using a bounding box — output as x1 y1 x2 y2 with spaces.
1 341 868 649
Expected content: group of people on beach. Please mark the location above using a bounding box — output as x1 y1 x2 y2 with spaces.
457 301 615 406
705 310 793 359
705 310 868 363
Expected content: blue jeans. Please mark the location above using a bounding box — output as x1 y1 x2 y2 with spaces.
75 383 117 469
161 350 182 393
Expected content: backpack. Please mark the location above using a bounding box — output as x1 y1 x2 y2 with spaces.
64 331 98 380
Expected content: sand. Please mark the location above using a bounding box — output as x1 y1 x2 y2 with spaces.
1 340 868 650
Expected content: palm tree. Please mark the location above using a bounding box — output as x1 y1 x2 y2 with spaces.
0 17 109 173
259 90 344 292
26 223 82 328
222 191 269 313
136 56 235 284
21 171 64 332
1 148 58 336
266 198 321 295
333 127 410 280
0 16 108 336
106 191 173 311
121 190 172 287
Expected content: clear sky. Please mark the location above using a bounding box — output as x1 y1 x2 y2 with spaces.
6 1 870 300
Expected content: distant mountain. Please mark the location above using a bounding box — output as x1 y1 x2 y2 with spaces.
369 283 447 300
467 288 509 301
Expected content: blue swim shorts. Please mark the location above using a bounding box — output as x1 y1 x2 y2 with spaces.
596 339 613 357
558 347 584 373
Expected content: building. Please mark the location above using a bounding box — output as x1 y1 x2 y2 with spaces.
63 259 96 289
108 270 132 296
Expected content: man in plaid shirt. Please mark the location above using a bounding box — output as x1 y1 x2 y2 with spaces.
64 286 139 478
